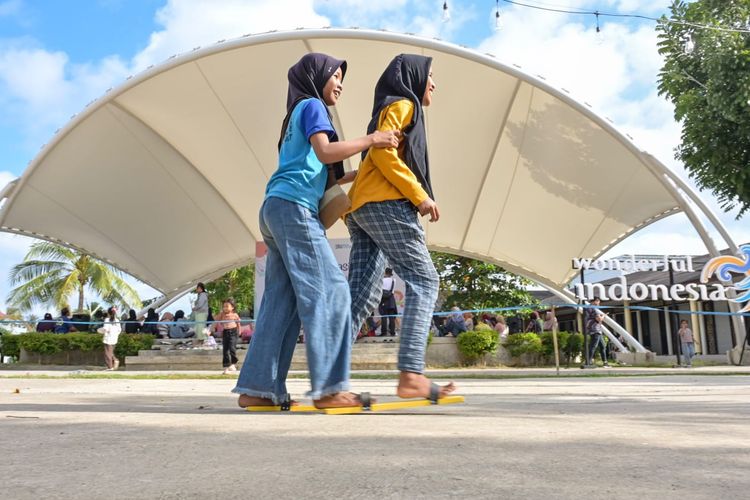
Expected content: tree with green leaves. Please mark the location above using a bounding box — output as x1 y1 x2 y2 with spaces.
7 242 142 313
204 265 255 317
657 0 750 215
430 252 536 312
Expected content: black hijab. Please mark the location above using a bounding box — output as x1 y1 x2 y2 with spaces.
278 53 348 180
278 52 346 181
363 54 434 201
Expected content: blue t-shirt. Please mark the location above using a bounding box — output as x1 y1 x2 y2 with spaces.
265 98 335 213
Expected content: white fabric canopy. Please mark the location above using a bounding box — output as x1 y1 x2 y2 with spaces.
0 28 684 296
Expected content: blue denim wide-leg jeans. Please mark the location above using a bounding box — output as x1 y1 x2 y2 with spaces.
233 197 352 402
347 200 439 374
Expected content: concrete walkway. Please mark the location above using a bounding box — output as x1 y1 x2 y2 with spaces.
1 368 749 499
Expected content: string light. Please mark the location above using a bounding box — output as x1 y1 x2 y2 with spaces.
442 1 450 22
495 0 501 30
501 0 750 34
594 11 604 45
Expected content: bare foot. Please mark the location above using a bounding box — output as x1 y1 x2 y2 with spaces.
396 371 456 400
313 391 366 409
237 395 298 408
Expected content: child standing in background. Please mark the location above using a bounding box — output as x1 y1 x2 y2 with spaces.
99 306 121 371
217 298 241 374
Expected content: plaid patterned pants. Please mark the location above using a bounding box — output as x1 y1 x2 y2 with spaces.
347 200 439 373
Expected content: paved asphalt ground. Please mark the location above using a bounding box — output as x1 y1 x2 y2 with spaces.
1 369 749 499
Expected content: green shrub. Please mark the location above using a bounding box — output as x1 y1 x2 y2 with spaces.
539 332 556 357
562 332 584 363
18 333 68 355
8 332 153 359
115 334 155 358
456 330 499 362
0 330 20 360
504 333 543 358
537 331 583 363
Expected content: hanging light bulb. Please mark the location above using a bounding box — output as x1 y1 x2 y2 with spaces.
495 0 501 30
594 12 604 45
442 1 450 22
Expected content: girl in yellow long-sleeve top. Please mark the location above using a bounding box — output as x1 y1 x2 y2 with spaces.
346 54 456 402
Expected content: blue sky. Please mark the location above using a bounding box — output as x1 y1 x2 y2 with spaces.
1 0 747 314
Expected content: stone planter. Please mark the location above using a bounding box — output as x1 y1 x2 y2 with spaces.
20 347 105 366
426 336 574 367
426 337 515 367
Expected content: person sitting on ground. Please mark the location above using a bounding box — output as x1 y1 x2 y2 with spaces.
36 313 55 332
124 309 139 334
88 309 105 333
494 315 509 340
430 314 444 336
525 311 543 334
481 313 496 328
440 306 467 337
157 312 173 339
141 308 160 336
53 307 78 333
168 310 193 339
463 311 475 331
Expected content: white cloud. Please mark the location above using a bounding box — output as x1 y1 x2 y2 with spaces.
479 17 662 115
602 0 672 14
0 41 129 152
133 0 330 71
0 169 15 187
314 0 471 40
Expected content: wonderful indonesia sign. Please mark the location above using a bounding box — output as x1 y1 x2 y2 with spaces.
572 246 750 312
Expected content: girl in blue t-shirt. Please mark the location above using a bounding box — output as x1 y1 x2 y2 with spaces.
233 53 399 410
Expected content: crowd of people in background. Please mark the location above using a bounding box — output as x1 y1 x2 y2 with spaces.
430 307 558 340
27 289 679 374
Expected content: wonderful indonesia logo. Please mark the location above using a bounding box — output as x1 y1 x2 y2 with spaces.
572 245 750 309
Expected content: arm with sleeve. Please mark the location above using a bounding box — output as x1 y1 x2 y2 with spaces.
367 100 429 206
300 99 334 142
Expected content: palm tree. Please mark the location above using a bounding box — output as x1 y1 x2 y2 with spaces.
7 242 142 313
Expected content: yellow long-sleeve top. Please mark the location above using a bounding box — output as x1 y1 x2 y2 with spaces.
347 99 429 213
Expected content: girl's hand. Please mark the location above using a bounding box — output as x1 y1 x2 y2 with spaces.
337 170 358 185
370 129 400 148
417 198 440 222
